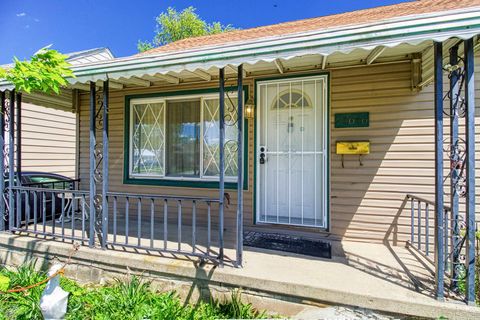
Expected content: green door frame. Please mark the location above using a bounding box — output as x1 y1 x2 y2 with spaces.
253 72 331 231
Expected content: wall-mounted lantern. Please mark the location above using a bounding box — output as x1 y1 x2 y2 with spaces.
244 97 255 119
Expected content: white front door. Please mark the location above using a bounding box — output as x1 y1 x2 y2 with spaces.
256 75 328 228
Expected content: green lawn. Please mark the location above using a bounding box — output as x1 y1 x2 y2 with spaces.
0 262 270 320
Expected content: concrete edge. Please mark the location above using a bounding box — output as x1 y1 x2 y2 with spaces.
0 234 479 319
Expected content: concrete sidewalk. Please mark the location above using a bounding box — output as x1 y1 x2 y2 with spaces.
0 234 478 319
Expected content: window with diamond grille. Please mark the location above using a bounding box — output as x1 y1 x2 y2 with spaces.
129 93 239 182
131 102 165 176
202 97 238 178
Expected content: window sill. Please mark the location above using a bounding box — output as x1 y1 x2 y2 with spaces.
123 177 246 190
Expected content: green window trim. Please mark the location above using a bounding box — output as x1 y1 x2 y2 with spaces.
123 86 249 190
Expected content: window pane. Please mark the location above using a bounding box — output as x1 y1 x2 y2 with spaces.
202 96 238 178
131 102 165 176
166 99 200 177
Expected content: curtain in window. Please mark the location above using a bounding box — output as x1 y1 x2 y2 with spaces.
165 100 201 177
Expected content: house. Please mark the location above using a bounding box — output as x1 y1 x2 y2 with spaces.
0 0 479 317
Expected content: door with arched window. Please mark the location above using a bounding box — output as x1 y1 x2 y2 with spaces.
256 75 328 228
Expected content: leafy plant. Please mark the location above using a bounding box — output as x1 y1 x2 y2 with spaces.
205 290 268 319
0 264 271 319
138 6 236 52
0 275 10 292
456 229 480 305
0 261 47 320
0 46 74 94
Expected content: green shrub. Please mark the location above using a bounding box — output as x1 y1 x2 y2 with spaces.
0 264 270 319
0 261 47 320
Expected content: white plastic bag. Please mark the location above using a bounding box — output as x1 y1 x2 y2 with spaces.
40 264 69 320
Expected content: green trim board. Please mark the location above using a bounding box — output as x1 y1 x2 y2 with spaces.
123 86 249 190
253 72 331 230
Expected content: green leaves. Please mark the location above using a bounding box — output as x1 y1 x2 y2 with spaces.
0 275 10 292
0 261 48 320
0 46 74 95
137 6 236 52
0 264 272 319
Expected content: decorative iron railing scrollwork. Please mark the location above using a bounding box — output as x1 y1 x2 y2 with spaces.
1 97 12 224
223 77 239 127
95 89 105 129
91 86 108 243
442 138 467 197
442 45 470 293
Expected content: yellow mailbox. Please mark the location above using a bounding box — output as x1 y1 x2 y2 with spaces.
336 141 370 155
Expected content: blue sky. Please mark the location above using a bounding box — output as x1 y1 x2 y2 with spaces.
0 0 411 64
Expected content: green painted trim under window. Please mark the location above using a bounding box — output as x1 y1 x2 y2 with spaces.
123 85 249 190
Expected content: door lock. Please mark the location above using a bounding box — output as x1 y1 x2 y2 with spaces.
259 146 266 164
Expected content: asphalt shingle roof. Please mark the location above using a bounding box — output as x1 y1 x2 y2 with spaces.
139 0 480 56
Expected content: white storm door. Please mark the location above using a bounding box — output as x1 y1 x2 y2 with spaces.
256 75 328 228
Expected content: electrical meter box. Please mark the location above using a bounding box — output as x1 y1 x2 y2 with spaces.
336 141 370 155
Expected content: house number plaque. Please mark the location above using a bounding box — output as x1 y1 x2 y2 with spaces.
334 112 369 128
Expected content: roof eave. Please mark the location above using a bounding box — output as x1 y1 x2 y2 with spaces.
1 6 480 90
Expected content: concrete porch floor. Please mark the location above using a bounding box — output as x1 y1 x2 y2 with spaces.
0 232 478 319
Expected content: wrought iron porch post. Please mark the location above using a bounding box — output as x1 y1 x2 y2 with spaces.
15 92 21 184
0 92 5 231
236 64 244 267
8 90 15 231
89 82 96 247
464 37 476 306
219 68 225 265
449 45 461 287
433 41 445 301
101 80 109 249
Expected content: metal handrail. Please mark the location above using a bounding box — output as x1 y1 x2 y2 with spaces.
7 185 90 243
11 185 85 194
22 179 81 191
6 185 223 264
406 194 451 211
105 191 222 262
106 191 220 203
406 193 466 293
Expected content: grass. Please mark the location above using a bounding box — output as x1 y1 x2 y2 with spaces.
0 263 270 320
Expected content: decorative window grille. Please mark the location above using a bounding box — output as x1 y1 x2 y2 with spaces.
129 93 239 182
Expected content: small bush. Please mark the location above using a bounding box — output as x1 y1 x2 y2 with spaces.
0 262 47 320
0 264 269 319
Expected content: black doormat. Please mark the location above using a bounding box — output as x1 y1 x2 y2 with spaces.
243 231 332 259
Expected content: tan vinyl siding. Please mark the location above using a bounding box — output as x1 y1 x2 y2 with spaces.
21 103 77 178
77 54 480 244
330 56 480 243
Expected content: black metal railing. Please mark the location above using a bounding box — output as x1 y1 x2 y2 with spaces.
105 192 222 262
407 194 445 261
23 179 81 191
406 194 467 292
8 185 90 242
5 185 224 263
